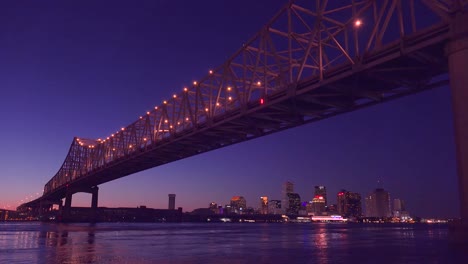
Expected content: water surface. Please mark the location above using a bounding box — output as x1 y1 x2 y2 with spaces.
0 222 467 263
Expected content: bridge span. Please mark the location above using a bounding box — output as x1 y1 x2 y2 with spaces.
19 0 468 224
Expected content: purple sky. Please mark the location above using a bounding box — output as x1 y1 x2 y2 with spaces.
0 0 459 218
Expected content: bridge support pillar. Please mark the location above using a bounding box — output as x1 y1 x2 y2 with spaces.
62 191 73 222
447 11 468 237
90 186 99 223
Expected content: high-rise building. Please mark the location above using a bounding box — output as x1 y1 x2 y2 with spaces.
311 195 326 215
230 196 247 214
283 181 294 193
337 190 362 218
209 202 218 214
392 198 410 218
268 200 281 214
282 181 294 213
168 194 176 210
314 186 327 205
286 193 301 215
365 188 391 217
260 196 268 214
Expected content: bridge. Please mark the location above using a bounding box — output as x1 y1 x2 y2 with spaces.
19 0 468 223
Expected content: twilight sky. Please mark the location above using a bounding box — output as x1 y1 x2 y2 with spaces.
0 0 459 218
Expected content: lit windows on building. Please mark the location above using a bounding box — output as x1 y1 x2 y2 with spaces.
286 193 301 215
311 195 326 215
230 196 247 214
268 200 281 214
337 190 362 218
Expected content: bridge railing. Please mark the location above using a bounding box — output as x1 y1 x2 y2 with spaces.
44 0 463 195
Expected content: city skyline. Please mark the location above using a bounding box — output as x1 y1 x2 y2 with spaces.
0 0 459 218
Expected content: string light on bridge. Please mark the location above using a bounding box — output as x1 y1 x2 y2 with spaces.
354 19 362 27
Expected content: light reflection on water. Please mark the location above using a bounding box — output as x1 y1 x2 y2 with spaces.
0 222 467 263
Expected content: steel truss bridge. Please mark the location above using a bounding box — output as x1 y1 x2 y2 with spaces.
19 0 468 222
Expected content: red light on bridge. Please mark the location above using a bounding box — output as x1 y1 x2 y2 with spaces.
338 192 344 196
260 98 264 104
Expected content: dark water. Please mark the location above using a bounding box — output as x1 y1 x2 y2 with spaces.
0 222 467 263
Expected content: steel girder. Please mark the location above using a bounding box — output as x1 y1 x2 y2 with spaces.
37 0 466 202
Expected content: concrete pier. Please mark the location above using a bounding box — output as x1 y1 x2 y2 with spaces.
61 186 99 222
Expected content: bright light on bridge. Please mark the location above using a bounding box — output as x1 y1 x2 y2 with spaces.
354 19 362 27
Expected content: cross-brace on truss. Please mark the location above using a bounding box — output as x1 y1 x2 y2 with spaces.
42 0 466 198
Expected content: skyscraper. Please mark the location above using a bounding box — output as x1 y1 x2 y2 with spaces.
209 202 218 214
168 194 176 210
268 200 281 214
311 195 326 215
286 193 301 215
365 188 391 217
230 196 247 214
314 186 327 205
283 181 294 193
260 196 268 214
282 181 294 213
337 190 362 218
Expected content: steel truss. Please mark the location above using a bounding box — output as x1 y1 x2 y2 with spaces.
38 0 466 201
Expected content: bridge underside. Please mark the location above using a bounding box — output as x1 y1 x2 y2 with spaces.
22 24 449 206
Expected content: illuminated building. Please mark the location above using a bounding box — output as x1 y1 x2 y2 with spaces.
224 204 233 214
260 196 268 214
337 190 362 218
282 181 294 213
365 188 391 217
393 199 403 217
268 200 281 214
286 193 301 215
393 198 410 220
209 202 218 214
230 196 247 214
168 194 176 210
311 195 326 215
314 186 327 205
